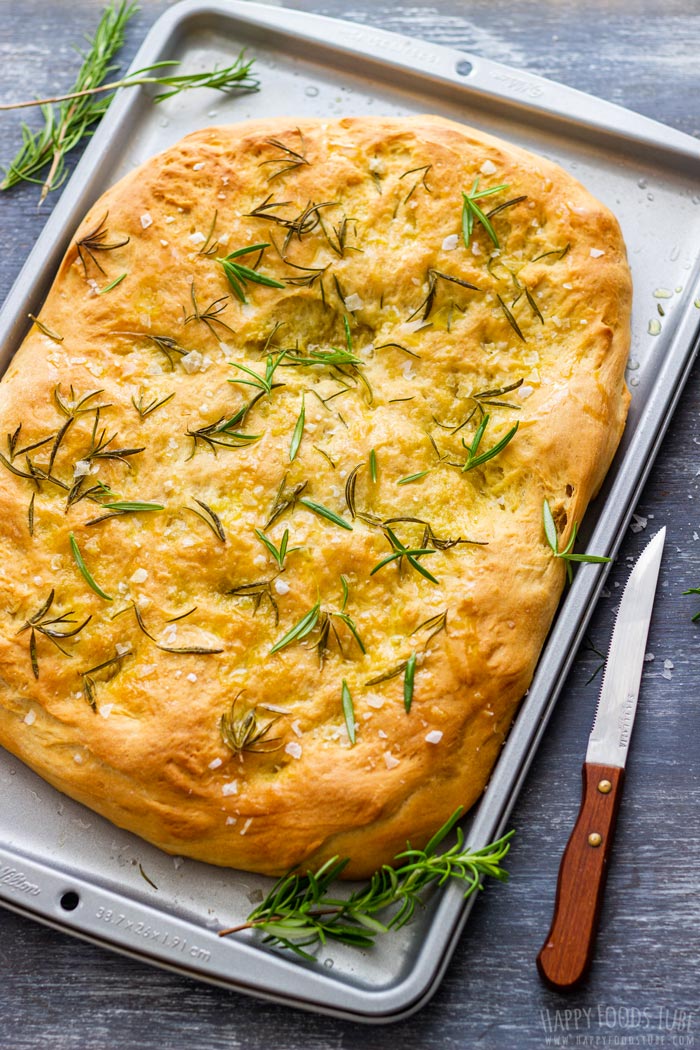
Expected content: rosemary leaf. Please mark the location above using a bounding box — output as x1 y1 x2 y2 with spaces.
289 394 305 462
369 449 377 483
341 679 356 745
270 602 321 654
69 532 112 601
299 497 353 531
542 498 611 582
404 652 417 712
98 272 127 294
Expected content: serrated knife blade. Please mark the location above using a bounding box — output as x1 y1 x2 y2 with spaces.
537 526 666 991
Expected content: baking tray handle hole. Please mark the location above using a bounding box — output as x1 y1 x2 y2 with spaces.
455 59 473 77
59 890 80 912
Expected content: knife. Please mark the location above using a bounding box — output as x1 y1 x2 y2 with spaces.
536 526 666 990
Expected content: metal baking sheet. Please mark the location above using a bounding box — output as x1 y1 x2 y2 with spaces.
1 0 699 1022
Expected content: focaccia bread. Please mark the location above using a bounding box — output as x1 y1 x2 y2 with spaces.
0 116 631 877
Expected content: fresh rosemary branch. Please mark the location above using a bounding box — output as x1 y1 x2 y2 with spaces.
542 498 610 583
1 1 258 200
218 809 513 957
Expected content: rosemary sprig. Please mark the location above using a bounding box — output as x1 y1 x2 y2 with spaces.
132 390 175 418
75 213 129 275
265 475 307 528
17 590 91 679
227 579 280 623
259 130 309 182
228 350 288 398
542 498 611 583
461 414 519 472
247 196 336 252
461 178 510 248
69 532 113 600
80 648 129 710
1 0 258 201
183 285 235 339
219 809 513 957
270 583 365 663
371 526 439 585
218 244 285 303
186 417 262 458
408 269 479 323
220 693 284 755
254 527 299 570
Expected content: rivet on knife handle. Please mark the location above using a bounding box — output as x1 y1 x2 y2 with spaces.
536 762 624 990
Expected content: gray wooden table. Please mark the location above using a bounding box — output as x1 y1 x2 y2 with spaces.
1 1 698 1047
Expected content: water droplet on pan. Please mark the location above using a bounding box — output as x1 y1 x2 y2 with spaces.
305 85 319 97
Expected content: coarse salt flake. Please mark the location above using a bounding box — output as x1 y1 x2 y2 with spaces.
441 233 459 251
73 460 91 477
115 642 131 656
188 231 206 245
344 293 363 311
630 514 648 533
590 248 605 258
192 162 205 171
181 350 204 374
130 567 148 584
480 159 497 175
519 385 534 399
274 578 291 595
99 704 114 719
225 816 237 826
186 672 197 683
24 709 36 726
221 780 238 796
425 729 443 745
140 212 153 229
208 758 222 769
240 818 253 836
285 741 303 759
384 752 400 769
290 719 303 738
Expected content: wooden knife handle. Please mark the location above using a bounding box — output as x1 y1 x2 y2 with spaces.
536 762 624 990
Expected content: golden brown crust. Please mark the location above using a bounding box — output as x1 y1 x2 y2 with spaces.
0 116 631 877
